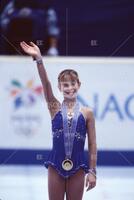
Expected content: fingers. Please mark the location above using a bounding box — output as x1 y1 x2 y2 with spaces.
30 41 36 47
20 41 34 49
20 41 28 47
20 41 40 58
85 176 88 188
20 42 26 51
20 41 28 50
86 182 96 191
20 41 24 48
86 185 90 192
85 177 90 191
23 41 30 48
86 180 91 192
85 177 96 192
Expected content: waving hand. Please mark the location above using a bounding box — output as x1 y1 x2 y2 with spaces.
20 41 41 60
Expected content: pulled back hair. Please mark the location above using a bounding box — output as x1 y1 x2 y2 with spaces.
58 69 80 84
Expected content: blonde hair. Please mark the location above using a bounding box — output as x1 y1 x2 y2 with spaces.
58 69 80 84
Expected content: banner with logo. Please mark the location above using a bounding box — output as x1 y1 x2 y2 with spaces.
0 57 134 151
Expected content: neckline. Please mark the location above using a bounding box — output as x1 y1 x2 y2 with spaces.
52 110 86 123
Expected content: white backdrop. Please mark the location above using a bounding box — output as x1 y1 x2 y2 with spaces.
0 56 134 150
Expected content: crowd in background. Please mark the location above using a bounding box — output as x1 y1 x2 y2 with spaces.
0 0 59 55
0 0 134 56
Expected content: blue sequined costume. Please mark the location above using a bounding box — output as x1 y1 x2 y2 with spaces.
44 110 89 178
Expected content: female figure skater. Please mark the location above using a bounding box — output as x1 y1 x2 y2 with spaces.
20 41 97 200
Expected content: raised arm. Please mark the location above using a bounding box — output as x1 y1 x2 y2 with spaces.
20 41 60 117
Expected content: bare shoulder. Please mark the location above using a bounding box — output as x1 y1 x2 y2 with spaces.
81 106 94 121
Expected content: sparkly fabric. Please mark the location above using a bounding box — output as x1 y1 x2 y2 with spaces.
44 110 89 178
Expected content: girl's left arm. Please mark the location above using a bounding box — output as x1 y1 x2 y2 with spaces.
86 108 97 191
87 109 97 169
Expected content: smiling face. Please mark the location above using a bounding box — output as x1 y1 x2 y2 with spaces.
59 80 80 99
58 69 81 100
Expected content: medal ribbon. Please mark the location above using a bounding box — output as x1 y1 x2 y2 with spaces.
61 101 80 159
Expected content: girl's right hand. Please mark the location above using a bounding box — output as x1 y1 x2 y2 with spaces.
20 41 42 60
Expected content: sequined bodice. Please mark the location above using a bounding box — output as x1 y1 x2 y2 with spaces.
51 110 87 151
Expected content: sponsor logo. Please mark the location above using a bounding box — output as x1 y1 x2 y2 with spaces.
9 79 43 109
8 79 43 137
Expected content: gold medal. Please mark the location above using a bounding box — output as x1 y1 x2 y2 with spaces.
62 159 73 171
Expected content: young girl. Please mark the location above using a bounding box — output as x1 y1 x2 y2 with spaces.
20 41 97 200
